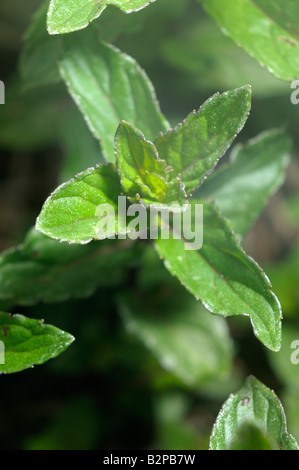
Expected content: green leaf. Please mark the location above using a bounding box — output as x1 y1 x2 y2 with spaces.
115 121 187 210
60 31 169 162
210 376 299 450
196 130 291 237
155 200 282 352
47 0 157 35
252 0 299 39
0 312 74 374
20 2 62 90
0 229 139 306
154 86 251 196
200 0 299 81
118 290 233 386
36 163 126 244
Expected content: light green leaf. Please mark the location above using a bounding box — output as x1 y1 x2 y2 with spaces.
118 290 233 386
0 313 74 374
154 86 251 195
47 0 157 35
0 229 139 306
36 163 127 244
252 0 299 39
115 121 187 210
196 130 291 237
200 0 299 81
155 201 282 352
60 32 169 162
210 376 299 450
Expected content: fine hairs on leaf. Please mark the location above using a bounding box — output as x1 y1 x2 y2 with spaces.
47 0 158 35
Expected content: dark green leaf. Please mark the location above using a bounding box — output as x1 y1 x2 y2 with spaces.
155 201 282 351
210 376 299 450
36 163 125 244
229 422 273 450
0 229 139 306
155 86 251 195
252 0 299 39
0 312 74 374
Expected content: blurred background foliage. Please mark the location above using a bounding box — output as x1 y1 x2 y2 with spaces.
1 0 299 450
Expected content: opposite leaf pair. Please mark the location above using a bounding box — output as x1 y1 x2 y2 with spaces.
36 86 252 243
35 83 284 353
115 121 187 211
119 86 252 203
117 84 252 210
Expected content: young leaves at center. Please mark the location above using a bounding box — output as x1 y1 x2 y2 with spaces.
115 121 187 210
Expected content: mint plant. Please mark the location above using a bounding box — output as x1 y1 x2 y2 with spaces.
0 0 299 451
